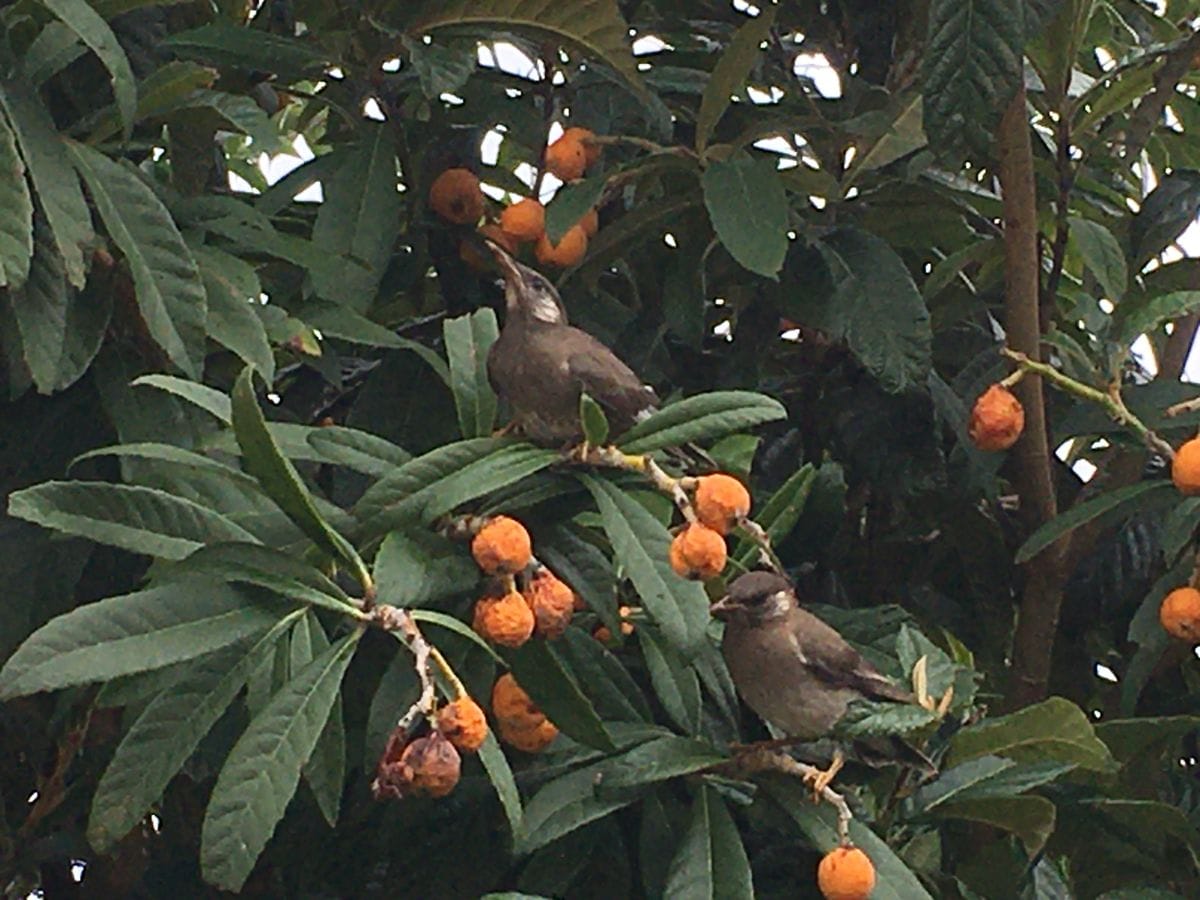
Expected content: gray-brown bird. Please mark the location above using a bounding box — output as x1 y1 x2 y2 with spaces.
712 570 934 789
485 241 658 445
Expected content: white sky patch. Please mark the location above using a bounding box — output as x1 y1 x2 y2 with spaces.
754 135 797 157
1095 662 1119 683
381 57 401 72
481 129 504 165
363 97 385 120
663 232 678 248
794 52 841 98
632 34 672 55
481 182 508 202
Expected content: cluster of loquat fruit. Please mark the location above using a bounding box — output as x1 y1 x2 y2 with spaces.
428 126 603 270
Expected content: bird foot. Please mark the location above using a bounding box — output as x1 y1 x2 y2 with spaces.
803 752 844 801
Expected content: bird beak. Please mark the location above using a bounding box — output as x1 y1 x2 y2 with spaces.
709 595 736 621
485 238 523 284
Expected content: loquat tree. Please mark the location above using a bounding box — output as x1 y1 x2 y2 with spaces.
3 1 1200 897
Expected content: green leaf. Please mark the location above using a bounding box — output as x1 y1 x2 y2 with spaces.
845 94 926 183
695 5 776 154
87 614 301 851
1111 291 1200 350
479 729 524 836
373 529 479 609
557 627 652 722
1067 216 1127 300
618 390 786 454
911 755 1075 812
922 0 1024 154
294 613 345 828
38 0 136 139
1098 715 1200 766
67 143 208 378
545 175 606 244
193 246 275 383
162 22 333 77
354 437 506 524
701 153 788 278
506 640 614 751
444 308 499 438
6 212 68 391
581 475 709 653
580 393 610 447
310 128 401 311
517 758 643 855
420 444 559 522
638 629 701 735
1015 480 1171 564
403 34 477 99
200 630 360 893
23 20 86 86
413 0 646 97
663 787 753 900
935 795 1057 856
0 105 32 288
132 373 232 422
599 736 725 790
834 698 939 738
306 426 411 477
8 480 257 559
733 463 814 567
0 81 92 286
167 542 361 617
231 367 369 585
764 778 934 900
84 60 216 144
947 696 1117 772
0 580 287 698
806 227 932 393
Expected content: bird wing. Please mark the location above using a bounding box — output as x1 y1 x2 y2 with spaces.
790 608 915 704
564 329 659 430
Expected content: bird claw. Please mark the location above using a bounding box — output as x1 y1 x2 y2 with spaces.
803 752 844 801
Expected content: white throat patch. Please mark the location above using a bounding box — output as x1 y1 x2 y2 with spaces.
528 292 565 323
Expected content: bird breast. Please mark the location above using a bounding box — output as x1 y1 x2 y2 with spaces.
721 619 859 740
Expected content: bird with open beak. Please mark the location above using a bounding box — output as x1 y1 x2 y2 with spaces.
712 571 935 791
484 240 659 446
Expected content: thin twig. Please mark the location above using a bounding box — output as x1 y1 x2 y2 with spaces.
1165 396 1200 419
1002 348 1174 460
736 518 786 576
720 748 854 844
375 605 438 730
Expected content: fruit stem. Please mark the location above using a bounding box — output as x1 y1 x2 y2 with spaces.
582 445 699 522
736 518 787 577
428 645 469 700
1002 348 1175 460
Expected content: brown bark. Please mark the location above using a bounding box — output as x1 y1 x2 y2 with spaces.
998 87 1071 710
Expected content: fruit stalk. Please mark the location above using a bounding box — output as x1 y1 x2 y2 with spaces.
1001 348 1174 459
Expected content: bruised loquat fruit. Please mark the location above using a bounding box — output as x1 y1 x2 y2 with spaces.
1172 436 1200 495
669 523 727 580
491 672 541 724
471 515 532 574
473 591 535 648
535 224 588 268
1160 586 1200 641
694 473 751 535
817 846 876 900
429 167 484 225
968 383 1024 451
523 568 576 639
436 696 489 753
372 728 461 800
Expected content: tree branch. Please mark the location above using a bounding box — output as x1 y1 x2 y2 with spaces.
998 87 1071 710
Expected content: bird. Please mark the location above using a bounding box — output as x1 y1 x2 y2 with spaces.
484 240 661 446
711 570 935 791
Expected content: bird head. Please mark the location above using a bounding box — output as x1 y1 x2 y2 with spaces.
485 239 568 325
710 571 796 625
